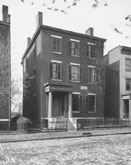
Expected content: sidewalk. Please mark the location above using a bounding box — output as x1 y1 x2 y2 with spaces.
0 127 131 143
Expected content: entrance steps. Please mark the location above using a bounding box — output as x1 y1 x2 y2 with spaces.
67 118 77 130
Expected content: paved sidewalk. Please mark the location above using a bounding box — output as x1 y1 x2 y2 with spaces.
0 127 131 143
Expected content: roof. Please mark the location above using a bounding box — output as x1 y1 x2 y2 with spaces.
21 25 106 63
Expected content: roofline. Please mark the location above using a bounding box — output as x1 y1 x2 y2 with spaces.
21 25 106 64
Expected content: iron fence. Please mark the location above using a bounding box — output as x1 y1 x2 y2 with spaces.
77 118 131 130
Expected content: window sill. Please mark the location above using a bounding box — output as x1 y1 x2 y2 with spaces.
52 52 62 55
72 111 80 113
71 55 80 57
52 79 62 81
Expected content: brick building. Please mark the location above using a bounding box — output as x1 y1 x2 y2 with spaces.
22 12 106 129
104 46 131 121
0 5 11 130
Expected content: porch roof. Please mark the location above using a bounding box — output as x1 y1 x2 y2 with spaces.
44 83 73 93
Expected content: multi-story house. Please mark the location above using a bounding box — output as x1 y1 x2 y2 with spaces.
22 12 106 129
0 5 11 130
104 45 131 121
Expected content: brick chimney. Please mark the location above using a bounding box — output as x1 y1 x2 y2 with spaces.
27 37 31 46
2 5 10 23
36 12 43 28
85 27 94 36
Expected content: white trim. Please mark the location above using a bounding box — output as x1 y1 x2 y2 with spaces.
72 92 80 95
88 65 96 68
70 38 80 42
52 52 62 54
51 60 62 63
51 35 62 39
70 63 80 66
0 119 9 121
87 42 96 45
88 93 96 95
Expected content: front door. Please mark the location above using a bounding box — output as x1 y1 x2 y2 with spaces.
52 92 65 117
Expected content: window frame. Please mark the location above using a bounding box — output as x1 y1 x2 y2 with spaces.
72 93 82 113
126 78 131 91
88 65 96 84
125 58 131 72
87 42 96 59
70 39 80 57
86 93 96 113
49 61 62 81
68 63 82 82
51 35 62 54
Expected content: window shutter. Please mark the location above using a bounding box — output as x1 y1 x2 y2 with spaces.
68 65 71 81
49 63 53 79
86 44 89 57
86 96 89 112
92 45 96 58
80 67 83 82
69 41 71 55
79 95 82 112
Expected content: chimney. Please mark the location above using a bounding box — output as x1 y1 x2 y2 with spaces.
36 12 43 28
27 37 31 46
2 5 9 23
85 27 94 36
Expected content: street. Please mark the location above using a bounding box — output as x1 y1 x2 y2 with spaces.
0 134 131 165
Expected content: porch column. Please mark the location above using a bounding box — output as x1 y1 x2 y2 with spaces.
129 99 131 123
68 93 72 118
48 92 52 118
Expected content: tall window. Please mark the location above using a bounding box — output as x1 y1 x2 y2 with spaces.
88 66 96 83
126 78 131 90
49 62 62 80
52 37 61 53
86 94 96 113
72 94 82 112
68 64 82 82
125 59 131 71
70 41 79 56
87 44 96 58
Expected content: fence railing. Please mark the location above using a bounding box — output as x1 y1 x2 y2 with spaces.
0 118 131 133
77 118 131 130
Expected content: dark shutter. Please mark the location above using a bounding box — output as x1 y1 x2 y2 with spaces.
49 63 53 79
80 67 83 82
68 65 71 81
69 41 71 55
92 45 96 58
86 96 89 112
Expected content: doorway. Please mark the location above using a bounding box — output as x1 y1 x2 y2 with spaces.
52 92 68 117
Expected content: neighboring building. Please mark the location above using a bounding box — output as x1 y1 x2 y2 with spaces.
104 45 131 121
0 5 11 130
22 12 106 129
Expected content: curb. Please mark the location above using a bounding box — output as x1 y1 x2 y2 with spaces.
0 131 131 143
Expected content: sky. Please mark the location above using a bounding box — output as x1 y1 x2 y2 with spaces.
0 0 131 80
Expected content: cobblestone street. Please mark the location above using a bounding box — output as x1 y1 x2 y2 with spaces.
0 134 131 165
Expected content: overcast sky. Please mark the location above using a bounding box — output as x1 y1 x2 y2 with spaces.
0 0 131 79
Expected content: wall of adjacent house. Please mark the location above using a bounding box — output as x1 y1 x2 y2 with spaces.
105 62 120 118
0 23 11 129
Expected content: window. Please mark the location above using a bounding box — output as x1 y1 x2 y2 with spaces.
125 59 131 71
88 66 96 83
72 94 82 112
70 41 79 56
86 94 96 113
87 44 96 58
68 64 82 82
126 78 131 90
49 62 62 80
52 37 61 53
